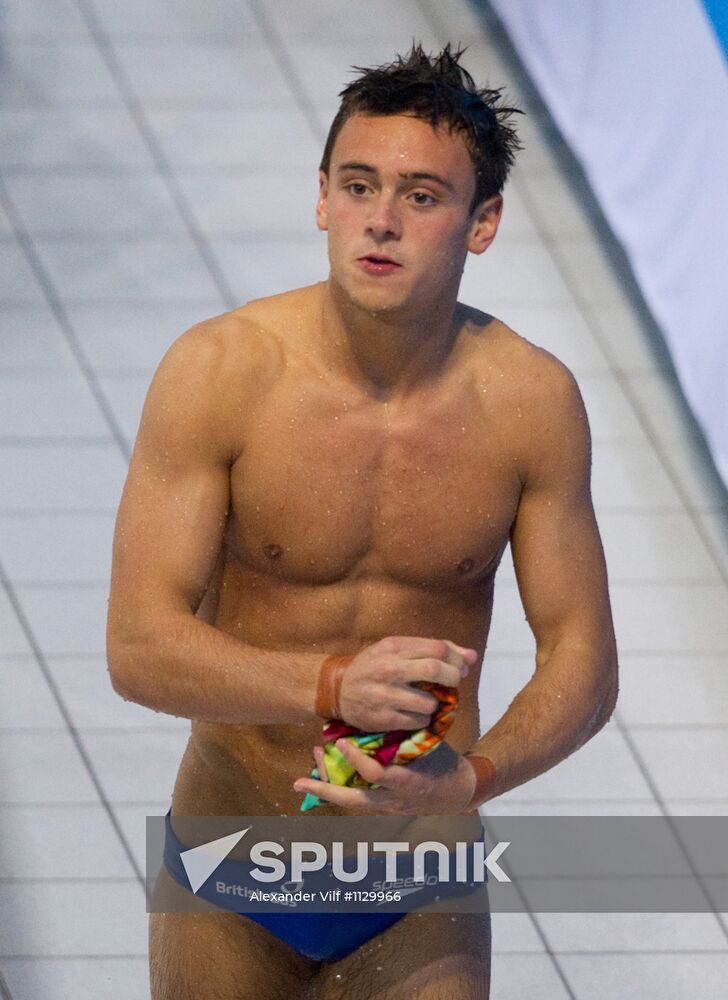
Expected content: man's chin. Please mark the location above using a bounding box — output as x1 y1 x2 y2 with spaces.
337 282 411 317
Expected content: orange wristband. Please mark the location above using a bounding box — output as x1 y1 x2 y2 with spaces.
464 754 497 809
314 654 354 720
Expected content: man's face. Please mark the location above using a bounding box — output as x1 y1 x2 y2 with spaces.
316 113 501 316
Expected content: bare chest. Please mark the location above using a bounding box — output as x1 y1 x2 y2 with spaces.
227 375 522 589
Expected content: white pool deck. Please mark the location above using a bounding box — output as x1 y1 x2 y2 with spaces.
0 1 727 997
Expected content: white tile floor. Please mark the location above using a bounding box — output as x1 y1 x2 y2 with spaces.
0 1 727 998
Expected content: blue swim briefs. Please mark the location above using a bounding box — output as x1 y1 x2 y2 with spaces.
162 809 484 963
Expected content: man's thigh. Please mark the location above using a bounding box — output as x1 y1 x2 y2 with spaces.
149 866 319 1000
313 911 492 1000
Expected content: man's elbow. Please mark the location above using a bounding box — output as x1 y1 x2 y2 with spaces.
586 664 619 739
596 677 619 730
106 634 144 703
106 612 160 705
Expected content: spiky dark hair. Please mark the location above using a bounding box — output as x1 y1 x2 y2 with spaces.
319 43 524 213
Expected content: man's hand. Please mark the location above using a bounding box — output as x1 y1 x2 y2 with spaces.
293 739 477 815
336 636 477 732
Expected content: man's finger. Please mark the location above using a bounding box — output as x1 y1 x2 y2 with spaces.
441 639 478 671
395 637 476 672
401 660 462 689
293 775 377 810
335 739 388 785
313 745 329 782
393 687 440 716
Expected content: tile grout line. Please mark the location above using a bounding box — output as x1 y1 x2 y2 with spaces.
0 728 189 735
613 709 728 943
0 164 313 178
0 877 141 884
0 175 130 461
73 0 237 311
0 954 147 962
0 437 114 445
0 801 171 808
514 249 728 582
0 963 13 1000
536 949 728 956
246 0 328 145
0 556 145 892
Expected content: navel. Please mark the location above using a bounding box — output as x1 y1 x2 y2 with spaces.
263 543 283 560
456 557 475 576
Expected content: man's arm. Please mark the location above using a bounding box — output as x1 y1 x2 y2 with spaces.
466 357 619 802
106 320 326 724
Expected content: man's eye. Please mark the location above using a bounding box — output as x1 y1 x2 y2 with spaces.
347 183 369 196
411 192 436 206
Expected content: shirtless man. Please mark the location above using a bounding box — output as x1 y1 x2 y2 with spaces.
106 45 618 1000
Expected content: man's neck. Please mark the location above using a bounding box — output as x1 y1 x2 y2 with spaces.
317 281 462 400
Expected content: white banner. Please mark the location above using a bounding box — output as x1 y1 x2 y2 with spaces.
491 0 728 488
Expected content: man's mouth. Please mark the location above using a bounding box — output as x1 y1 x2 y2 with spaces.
358 254 402 273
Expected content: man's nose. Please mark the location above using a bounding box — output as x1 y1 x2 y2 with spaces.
366 194 402 240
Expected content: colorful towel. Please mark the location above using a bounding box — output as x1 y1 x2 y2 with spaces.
300 682 458 811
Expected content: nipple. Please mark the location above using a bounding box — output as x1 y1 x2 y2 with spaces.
263 543 283 560
456 557 474 575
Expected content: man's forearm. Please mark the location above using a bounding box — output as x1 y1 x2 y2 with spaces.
467 649 618 803
107 612 325 725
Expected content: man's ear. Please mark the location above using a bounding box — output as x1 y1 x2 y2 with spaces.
467 194 503 255
316 170 329 232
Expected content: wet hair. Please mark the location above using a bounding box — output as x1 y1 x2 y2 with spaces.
319 43 524 214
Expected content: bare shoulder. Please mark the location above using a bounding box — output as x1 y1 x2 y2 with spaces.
163 303 287 394
135 302 290 467
460 307 589 489
150 282 322 423
462 306 586 419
